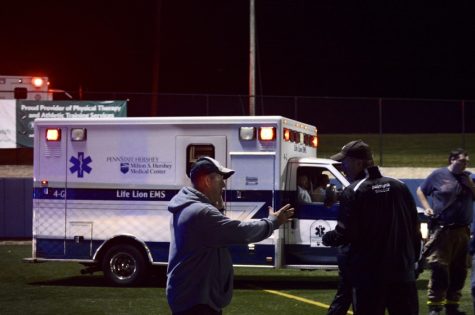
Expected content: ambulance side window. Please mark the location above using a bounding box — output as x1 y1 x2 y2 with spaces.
296 166 343 204
296 168 313 204
186 144 215 176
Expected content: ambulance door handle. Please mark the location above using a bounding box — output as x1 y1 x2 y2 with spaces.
236 190 244 199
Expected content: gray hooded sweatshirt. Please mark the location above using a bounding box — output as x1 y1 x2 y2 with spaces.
166 186 279 313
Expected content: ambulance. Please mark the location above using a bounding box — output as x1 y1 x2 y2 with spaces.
0 75 51 100
28 116 350 286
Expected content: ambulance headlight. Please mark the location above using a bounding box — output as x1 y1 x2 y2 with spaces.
71 128 87 141
239 127 256 141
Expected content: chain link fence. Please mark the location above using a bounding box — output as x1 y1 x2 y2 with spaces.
74 92 475 166
79 92 473 132
3 92 474 166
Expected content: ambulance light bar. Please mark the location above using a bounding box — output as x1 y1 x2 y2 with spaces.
71 128 87 141
46 128 61 141
283 128 318 148
239 126 276 141
304 134 310 145
239 127 256 140
258 127 276 141
283 128 291 141
311 135 318 148
239 126 316 146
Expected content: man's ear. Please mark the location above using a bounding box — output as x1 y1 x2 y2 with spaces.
203 174 212 188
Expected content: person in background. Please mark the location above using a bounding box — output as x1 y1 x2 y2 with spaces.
311 173 330 202
417 148 475 315
297 173 312 203
323 139 421 315
166 156 294 315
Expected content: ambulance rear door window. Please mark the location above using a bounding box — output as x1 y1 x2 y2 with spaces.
186 144 215 176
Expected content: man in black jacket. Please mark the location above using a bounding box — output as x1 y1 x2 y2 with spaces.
323 140 422 315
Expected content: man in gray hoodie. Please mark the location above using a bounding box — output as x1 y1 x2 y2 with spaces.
166 156 294 315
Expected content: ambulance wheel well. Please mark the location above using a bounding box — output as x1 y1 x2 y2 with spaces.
96 236 151 265
97 236 153 286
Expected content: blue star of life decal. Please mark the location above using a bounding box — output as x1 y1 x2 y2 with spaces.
69 152 93 178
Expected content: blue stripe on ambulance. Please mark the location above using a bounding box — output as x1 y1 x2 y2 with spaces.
34 238 275 265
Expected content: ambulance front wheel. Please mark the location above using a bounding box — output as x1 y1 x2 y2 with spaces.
102 244 148 286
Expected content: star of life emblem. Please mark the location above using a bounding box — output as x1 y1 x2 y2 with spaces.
69 152 92 178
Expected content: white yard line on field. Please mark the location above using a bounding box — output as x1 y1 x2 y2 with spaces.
253 285 353 315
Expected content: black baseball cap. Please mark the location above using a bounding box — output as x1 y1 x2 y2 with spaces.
330 140 373 161
189 156 235 180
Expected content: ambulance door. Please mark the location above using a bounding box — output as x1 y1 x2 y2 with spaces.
227 153 276 265
283 163 346 267
35 126 68 258
64 127 95 258
175 136 227 187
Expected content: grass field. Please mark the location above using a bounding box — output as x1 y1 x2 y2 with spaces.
1 133 474 314
318 133 475 167
1 245 473 315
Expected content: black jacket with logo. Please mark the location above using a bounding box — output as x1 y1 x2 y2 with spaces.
329 166 421 285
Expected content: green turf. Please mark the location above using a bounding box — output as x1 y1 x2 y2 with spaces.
318 133 475 167
1 245 473 314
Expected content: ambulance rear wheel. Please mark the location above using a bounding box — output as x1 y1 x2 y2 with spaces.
102 244 148 286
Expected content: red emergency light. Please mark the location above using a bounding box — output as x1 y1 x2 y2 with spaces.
31 77 45 88
258 127 276 141
283 128 291 141
311 135 318 148
46 128 61 141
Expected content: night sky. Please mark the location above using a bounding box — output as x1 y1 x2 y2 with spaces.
2 1 475 100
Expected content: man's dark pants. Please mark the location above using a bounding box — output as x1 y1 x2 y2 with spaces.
173 304 222 315
352 281 418 315
327 271 352 315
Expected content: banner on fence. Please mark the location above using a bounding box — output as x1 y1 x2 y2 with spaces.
0 100 127 148
0 100 17 148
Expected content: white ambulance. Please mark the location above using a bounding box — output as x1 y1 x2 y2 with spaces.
0 75 51 100
29 116 350 286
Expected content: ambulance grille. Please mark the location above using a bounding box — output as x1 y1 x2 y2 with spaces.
43 142 62 157
258 141 276 151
